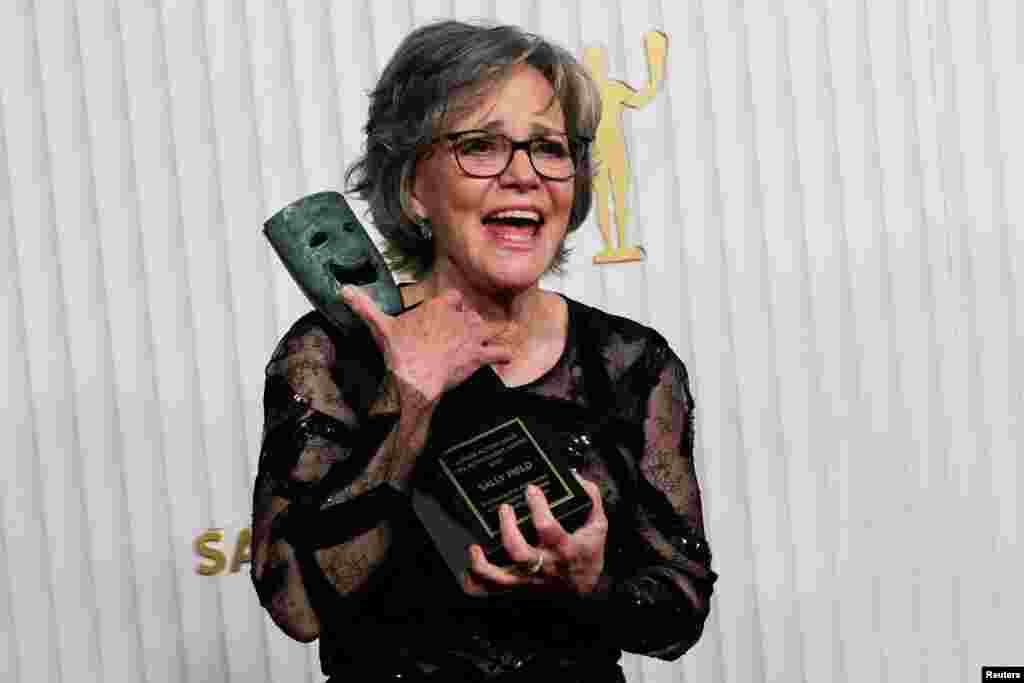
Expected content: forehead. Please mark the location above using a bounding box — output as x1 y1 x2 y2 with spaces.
445 64 564 133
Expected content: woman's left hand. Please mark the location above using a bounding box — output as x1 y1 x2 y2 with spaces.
462 475 608 596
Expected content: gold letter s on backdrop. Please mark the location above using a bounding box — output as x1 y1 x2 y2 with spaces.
193 527 252 576
584 31 668 264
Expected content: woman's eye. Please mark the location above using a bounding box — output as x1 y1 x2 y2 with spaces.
534 139 570 158
458 137 498 156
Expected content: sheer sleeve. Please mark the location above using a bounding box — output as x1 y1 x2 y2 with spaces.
571 336 716 661
250 315 400 642
624 345 715 658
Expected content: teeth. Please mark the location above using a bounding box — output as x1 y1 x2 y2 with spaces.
496 231 532 242
487 209 541 222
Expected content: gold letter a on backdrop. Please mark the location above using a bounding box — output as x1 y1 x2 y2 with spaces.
585 31 668 264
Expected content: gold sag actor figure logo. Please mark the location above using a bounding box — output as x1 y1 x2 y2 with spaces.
584 31 668 264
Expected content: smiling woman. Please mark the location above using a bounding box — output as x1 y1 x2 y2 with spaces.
250 19 716 683
408 63 576 298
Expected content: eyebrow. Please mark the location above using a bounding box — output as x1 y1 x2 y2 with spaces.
475 120 568 137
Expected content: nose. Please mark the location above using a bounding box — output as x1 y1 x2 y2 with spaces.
500 147 541 187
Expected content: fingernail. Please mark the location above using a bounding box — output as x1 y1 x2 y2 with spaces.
526 484 539 497
340 285 354 299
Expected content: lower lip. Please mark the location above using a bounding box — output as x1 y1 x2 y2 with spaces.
485 224 540 251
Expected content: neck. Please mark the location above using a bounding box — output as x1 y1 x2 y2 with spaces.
414 270 543 325
404 270 561 360
403 269 568 386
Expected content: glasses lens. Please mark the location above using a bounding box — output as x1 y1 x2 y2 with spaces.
452 133 509 177
529 136 575 180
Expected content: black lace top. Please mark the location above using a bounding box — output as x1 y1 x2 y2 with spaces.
251 295 717 680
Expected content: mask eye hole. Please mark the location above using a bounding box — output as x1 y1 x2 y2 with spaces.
309 232 328 248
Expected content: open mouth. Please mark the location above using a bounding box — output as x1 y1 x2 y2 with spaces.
329 260 378 286
482 210 544 245
482 209 544 229
483 216 542 228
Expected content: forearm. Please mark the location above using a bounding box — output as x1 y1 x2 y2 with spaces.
253 374 437 639
353 370 437 495
256 535 321 641
612 563 713 658
254 497 397 643
561 558 713 659
569 343 713 658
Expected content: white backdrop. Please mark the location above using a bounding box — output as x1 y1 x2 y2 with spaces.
2 1 1020 682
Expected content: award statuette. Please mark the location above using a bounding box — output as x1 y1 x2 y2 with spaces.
263 191 402 327
412 368 593 581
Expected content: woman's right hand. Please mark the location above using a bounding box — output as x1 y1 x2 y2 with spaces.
341 285 516 403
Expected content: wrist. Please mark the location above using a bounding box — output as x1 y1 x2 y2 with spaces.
371 369 440 417
364 372 437 492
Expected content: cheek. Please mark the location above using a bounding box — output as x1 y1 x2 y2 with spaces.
436 177 488 225
412 156 475 219
554 182 575 215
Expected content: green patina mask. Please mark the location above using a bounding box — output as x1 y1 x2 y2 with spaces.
264 191 402 329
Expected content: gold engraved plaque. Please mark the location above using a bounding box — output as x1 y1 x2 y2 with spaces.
412 415 592 581
439 418 575 538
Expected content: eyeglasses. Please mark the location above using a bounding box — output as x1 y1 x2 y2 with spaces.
440 130 590 181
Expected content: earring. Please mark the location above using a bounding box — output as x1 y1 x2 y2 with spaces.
417 217 433 241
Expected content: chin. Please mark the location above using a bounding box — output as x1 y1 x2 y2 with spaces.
473 268 539 296
485 274 540 295
486 257 552 291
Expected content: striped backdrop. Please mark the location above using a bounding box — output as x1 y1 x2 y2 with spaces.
1 1 1020 682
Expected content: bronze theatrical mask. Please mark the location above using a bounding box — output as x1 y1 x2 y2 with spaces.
264 191 402 328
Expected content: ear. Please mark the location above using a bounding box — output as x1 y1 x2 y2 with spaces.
403 165 429 222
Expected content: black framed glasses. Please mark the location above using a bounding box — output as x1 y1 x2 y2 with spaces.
441 130 590 181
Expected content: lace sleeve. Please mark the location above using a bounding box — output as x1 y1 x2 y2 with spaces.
574 340 716 660
250 317 399 642
620 345 716 658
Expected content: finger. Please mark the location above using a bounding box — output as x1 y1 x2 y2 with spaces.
439 288 465 311
460 546 492 596
466 542 535 588
576 473 608 529
525 484 570 550
498 503 538 566
340 285 391 343
460 573 487 597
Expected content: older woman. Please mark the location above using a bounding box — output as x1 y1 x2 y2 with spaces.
251 20 716 683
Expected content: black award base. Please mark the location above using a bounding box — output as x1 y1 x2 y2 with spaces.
411 369 592 581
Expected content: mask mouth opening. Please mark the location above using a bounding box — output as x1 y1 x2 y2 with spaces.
329 260 378 287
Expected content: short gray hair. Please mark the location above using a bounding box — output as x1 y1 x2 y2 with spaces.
345 20 601 277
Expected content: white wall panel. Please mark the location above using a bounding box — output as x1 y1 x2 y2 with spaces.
2 1 1020 682
660 2 763 683
1 35 62 681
